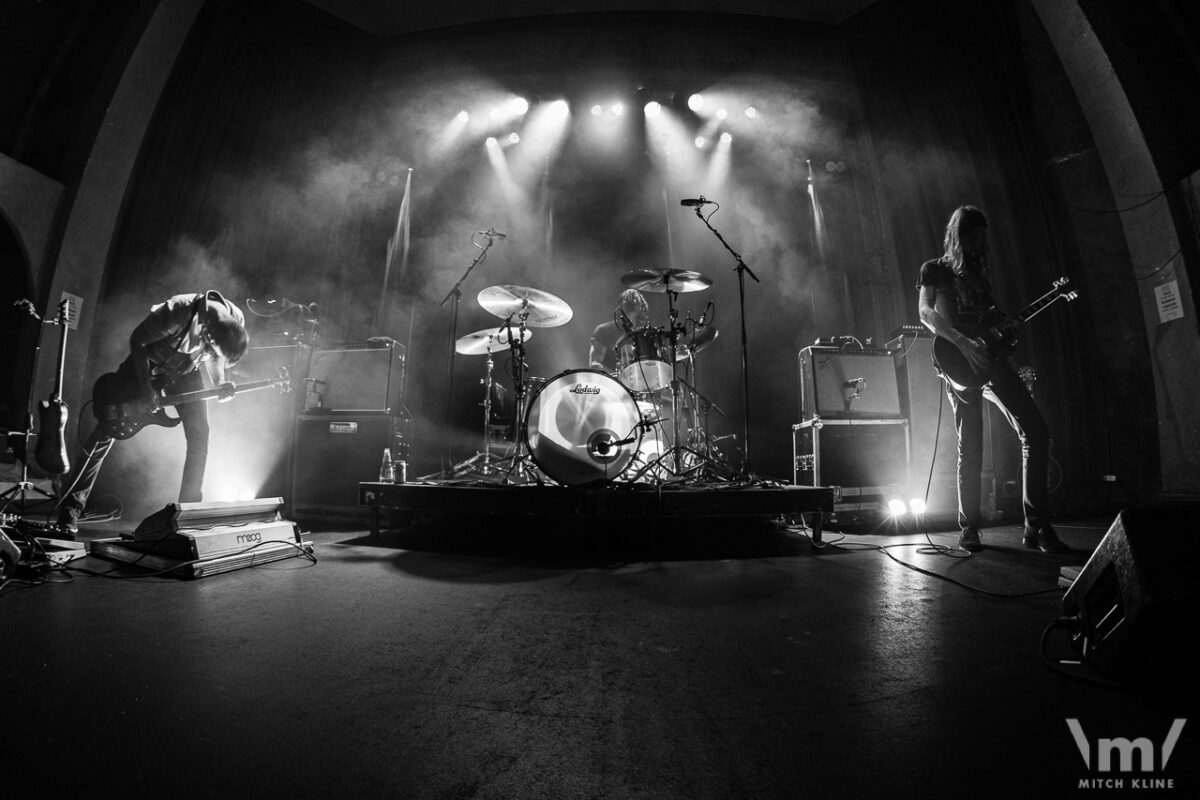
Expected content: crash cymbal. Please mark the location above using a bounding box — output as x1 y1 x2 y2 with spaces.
477 285 574 327
620 268 713 294
675 325 718 359
455 326 531 355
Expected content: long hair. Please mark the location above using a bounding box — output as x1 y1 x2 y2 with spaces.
942 205 987 273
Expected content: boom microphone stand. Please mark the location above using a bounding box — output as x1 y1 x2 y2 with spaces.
439 229 502 471
689 200 760 480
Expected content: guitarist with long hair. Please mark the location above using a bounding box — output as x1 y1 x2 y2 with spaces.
54 291 248 533
917 206 1068 554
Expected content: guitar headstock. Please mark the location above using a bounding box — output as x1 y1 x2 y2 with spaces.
276 366 292 393
1053 277 1079 302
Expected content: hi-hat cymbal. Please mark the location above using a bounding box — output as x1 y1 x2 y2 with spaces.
477 285 574 327
675 325 718 359
455 326 531 355
621 268 713 293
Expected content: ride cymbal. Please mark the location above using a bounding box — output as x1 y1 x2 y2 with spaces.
477 285 574 327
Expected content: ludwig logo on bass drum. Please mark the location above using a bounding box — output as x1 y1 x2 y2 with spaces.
570 385 602 395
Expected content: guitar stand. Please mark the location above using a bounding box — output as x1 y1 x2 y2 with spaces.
1 420 57 516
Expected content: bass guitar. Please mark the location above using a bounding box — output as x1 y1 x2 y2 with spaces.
933 277 1078 390
93 367 290 440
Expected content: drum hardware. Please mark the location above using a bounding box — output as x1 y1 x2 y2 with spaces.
447 326 531 477
686 200 761 481
616 268 714 479
476 286 573 485
439 229 503 471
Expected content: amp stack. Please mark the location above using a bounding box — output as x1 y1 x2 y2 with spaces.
793 343 910 523
292 338 409 522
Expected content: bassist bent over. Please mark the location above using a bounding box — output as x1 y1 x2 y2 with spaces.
55 291 248 533
917 206 1067 553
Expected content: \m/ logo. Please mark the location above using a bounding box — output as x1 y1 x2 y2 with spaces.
1066 718 1187 772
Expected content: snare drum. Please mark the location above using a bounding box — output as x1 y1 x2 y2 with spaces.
524 369 644 486
615 328 672 392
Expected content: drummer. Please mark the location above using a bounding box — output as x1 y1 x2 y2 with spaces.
588 289 649 373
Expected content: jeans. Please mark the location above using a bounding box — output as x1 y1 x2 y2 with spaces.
945 358 1050 532
58 361 210 511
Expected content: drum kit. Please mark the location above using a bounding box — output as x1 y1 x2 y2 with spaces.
448 268 733 486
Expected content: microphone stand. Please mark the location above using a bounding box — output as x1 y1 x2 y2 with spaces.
439 232 497 472
691 204 760 481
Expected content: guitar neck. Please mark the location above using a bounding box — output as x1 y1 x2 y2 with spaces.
160 378 278 407
1010 286 1069 327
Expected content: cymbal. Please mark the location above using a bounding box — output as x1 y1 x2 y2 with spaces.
477 285 573 327
621 268 712 293
675 325 718 359
455 326 531 355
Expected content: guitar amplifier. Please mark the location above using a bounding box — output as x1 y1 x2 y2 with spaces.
292 413 394 521
797 347 902 420
308 339 406 414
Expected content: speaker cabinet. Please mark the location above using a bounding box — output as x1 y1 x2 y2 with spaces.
1062 505 1199 683
798 347 902 420
292 413 393 521
891 334 958 518
309 340 407 414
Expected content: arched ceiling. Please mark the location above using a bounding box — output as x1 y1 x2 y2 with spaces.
303 0 878 38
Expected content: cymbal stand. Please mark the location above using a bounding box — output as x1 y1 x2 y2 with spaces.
691 204 761 481
439 232 498 472
498 307 541 484
449 343 507 478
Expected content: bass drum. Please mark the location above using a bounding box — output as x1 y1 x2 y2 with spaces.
524 369 644 486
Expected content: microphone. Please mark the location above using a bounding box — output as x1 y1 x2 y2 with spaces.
698 300 714 325
680 197 712 207
479 228 507 239
843 378 865 389
616 308 633 333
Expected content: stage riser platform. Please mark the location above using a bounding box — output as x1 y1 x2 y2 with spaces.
359 481 832 534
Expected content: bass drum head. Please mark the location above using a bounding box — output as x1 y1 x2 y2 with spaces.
524 369 643 486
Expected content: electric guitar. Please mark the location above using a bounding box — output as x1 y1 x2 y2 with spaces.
933 277 1078 390
93 367 291 440
35 300 71 475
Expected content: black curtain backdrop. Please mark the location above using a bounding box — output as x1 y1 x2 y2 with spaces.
848 0 1109 512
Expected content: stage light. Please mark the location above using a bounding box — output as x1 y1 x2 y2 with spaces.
510 97 529 115
720 132 733 144
644 101 661 116
548 99 570 119
456 110 470 124
694 136 707 149
508 132 520 144
744 106 758 119
486 136 499 147
611 102 625 116
887 499 908 516
688 93 704 111
909 498 927 515
591 104 603 116
490 106 503 121
716 108 728 120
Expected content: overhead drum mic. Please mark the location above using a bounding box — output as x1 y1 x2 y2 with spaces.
680 197 713 207
478 228 507 239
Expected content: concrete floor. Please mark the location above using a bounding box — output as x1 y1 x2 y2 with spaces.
3 513 1196 799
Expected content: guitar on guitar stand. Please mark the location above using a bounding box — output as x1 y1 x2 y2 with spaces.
1 299 72 517
92 367 291 440
933 277 1078 390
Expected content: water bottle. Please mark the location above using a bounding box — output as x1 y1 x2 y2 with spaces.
379 448 395 482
